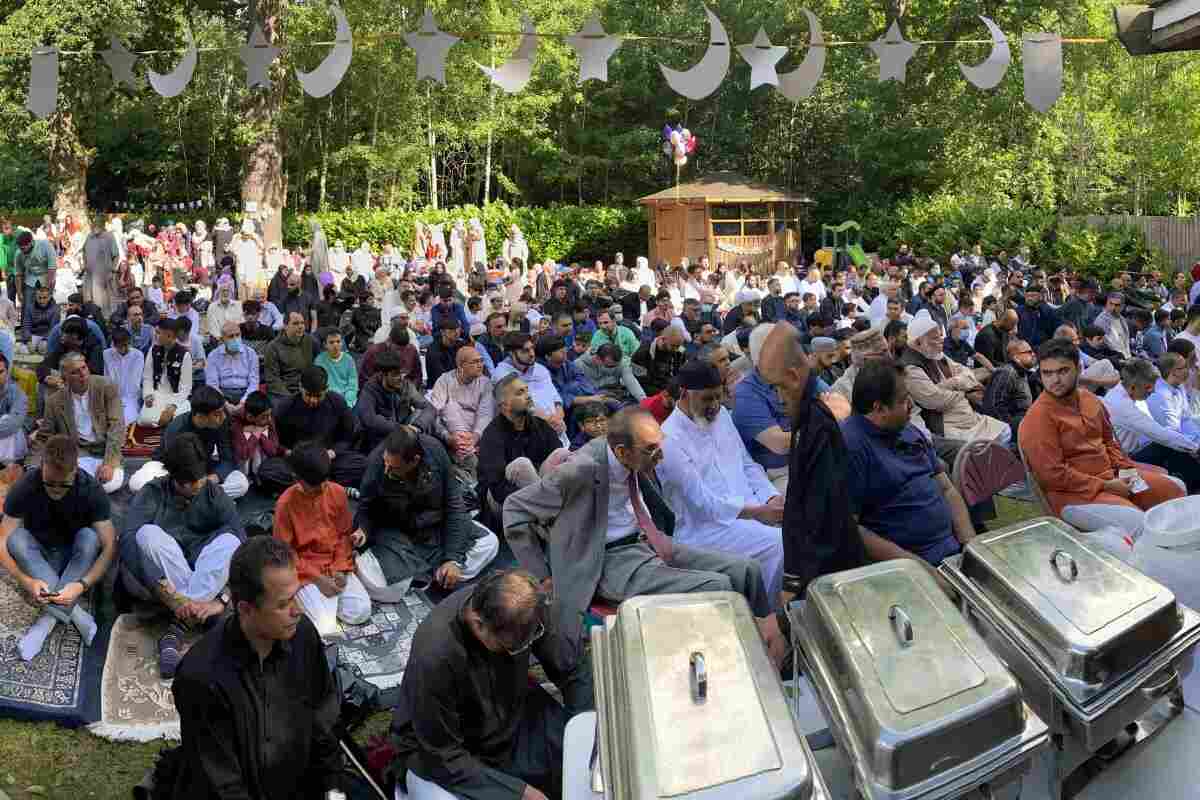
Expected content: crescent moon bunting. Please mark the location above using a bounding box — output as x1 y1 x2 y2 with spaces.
479 16 538 94
958 16 1010 90
148 25 198 98
296 3 354 98
659 6 730 101
778 8 826 102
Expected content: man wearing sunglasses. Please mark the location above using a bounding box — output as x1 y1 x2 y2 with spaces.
0 435 116 661
392 569 592 800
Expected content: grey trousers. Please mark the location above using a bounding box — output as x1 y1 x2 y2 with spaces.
597 540 771 617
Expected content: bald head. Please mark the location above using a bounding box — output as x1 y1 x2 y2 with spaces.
757 322 813 414
1001 309 1019 331
221 321 240 340
661 326 685 348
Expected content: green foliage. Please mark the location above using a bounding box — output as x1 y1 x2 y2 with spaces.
882 192 1168 279
283 201 645 263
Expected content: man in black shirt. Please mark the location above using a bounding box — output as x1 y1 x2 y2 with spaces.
391 570 593 800
426 316 465 389
0 435 115 660
477 375 565 516
171 536 343 800
278 273 317 332
756 322 865 660
354 428 499 601
277 367 366 488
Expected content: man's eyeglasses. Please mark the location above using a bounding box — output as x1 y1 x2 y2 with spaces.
505 622 545 655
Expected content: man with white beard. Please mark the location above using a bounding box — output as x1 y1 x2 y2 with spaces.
657 360 785 603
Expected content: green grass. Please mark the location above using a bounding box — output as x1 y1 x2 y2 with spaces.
0 497 1044 800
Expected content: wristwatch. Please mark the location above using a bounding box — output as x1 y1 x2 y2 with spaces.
78 577 90 591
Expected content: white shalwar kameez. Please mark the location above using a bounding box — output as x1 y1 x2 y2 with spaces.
657 406 784 602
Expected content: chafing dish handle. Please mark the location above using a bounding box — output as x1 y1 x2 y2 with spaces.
888 605 914 646
1141 668 1180 700
1049 549 1079 581
689 652 707 703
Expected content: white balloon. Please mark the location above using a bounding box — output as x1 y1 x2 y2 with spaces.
681 128 691 140
674 155 688 166
670 130 681 146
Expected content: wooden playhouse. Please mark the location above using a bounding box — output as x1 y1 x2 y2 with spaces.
638 172 814 272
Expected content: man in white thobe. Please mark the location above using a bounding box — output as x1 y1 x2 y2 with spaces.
103 327 145 426
657 360 784 603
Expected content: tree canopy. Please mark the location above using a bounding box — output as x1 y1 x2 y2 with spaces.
0 0 1196 233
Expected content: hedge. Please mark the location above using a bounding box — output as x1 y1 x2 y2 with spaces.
0 202 647 266
871 193 1171 281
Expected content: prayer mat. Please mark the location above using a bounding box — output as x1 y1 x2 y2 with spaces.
335 592 434 691
88 613 201 742
122 424 162 458
0 569 110 727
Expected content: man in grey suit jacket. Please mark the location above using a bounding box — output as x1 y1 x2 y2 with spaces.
504 406 772 673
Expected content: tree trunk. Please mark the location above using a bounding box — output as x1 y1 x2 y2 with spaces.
241 2 288 248
318 100 332 210
366 74 381 209
47 109 91 220
427 84 438 209
483 50 495 205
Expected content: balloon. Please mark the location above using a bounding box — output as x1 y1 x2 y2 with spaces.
662 141 673 157
674 154 688 166
670 130 681 147
681 128 691 141
686 135 697 154
662 124 672 141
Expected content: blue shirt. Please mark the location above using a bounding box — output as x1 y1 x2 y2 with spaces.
841 415 958 566
1144 325 1169 359
48 317 106 352
205 344 261 403
731 369 790 470
258 301 284 330
125 323 154 354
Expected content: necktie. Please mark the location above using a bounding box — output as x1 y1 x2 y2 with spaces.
627 472 673 563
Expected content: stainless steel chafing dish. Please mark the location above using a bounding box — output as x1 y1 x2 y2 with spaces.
793 559 1049 800
590 592 829 800
940 517 1200 799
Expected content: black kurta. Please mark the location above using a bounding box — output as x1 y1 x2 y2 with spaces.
171 614 341 800
782 374 866 596
390 586 594 800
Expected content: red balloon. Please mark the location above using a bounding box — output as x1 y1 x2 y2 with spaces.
686 136 698 154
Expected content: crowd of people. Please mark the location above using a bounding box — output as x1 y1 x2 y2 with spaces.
4 209 1200 799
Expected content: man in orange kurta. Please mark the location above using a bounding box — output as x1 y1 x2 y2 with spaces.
273 442 371 638
1019 337 1183 537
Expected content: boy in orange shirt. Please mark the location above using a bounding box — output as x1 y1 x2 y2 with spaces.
273 441 370 638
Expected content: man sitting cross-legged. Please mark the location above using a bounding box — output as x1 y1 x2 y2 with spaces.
657 360 786 602
0 435 116 661
504 406 773 675
128 385 251 499
1020 337 1184 539
120 432 246 678
354 427 500 602
477 375 568 517
272 442 371 639
39 350 126 493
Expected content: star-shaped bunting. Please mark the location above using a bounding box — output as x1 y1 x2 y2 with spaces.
101 33 138 88
868 20 919 83
403 10 460 85
565 16 622 83
736 28 788 89
239 24 280 89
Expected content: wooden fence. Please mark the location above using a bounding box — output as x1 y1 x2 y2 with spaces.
1066 215 1200 273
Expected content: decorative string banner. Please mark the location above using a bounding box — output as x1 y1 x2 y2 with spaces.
14 3 1114 119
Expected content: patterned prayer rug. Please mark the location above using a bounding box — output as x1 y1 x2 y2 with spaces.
122 424 163 458
89 592 433 742
88 613 201 742
334 592 433 691
0 570 109 727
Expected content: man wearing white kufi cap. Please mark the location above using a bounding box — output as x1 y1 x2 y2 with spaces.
898 310 1010 444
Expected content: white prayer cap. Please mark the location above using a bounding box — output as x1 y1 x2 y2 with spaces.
241 219 255 234
908 309 941 342
735 288 762 305
748 322 776 366
810 337 837 354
